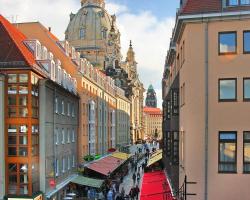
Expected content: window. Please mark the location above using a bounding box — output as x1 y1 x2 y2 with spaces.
62 157 65 173
219 79 237 101
67 129 70 143
172 131 179 164
55 128 59 145
166 131 171 156
72 155 75 167
243 78 250 100
61 100 65 115
8 74 17 83
62 129 65 144
19 74 28 83
243 31 250 53
219 32 237 55
55 159 59 176
79 28 85 39
218 132 237 173
67 102 70 116
244 132 250 173
55 98 58 114
72 103 75 117
68 156 71 170
72 129 75 142
172 90 179 115
227 0 250 5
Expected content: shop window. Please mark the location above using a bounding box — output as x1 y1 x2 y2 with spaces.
219 32 237 55
219 132 237 173
19 185 28 195
219 79 237 101
8 136 17 145
243 132 250 173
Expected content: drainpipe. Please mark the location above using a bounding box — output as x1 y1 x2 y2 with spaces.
204 21 209 200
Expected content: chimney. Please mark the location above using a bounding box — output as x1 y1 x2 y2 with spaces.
48 27 51 32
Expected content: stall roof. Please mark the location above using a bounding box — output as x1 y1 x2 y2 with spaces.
86 156 125 176
71 175 104 188
140 171 173 200
111 152 131 160
147 150 162 167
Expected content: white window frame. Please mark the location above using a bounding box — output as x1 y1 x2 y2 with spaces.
67 129 70 143
67 102 70 116
62 100 65 115
68 156 71 170
72 129 75 142
72 103 75 117
56 159 59 177
62 129 65 144
62 157 65 173
72 155 75 168
55 98 58 114
55 128 59 145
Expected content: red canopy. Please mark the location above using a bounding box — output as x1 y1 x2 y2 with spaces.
87 156 124 176
140 171 174 200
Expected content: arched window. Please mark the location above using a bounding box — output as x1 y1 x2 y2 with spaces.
102 30 107 39
79 28 85 39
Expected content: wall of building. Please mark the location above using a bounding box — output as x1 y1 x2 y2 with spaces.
39 79 79 198
177 19 250 200
0 74 5 200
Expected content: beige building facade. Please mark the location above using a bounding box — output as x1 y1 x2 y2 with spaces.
162 1 250 200
143 107 162 140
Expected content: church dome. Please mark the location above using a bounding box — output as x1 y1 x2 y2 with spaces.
65 0 117 43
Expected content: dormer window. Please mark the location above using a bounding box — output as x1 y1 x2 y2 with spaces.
79 28 85 39
227 0 250 6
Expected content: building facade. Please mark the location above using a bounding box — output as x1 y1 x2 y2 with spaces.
145 84 157 108
143 107 162 140
39 79 79 200
66 0 144 143
0 74 5 200
162 1 250 200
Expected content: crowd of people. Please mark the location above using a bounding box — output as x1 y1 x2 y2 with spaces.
87 142 158 200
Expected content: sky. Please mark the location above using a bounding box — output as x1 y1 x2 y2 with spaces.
0 0 180 107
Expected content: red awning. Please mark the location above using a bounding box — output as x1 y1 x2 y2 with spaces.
87 156 124 176
140 171 174 200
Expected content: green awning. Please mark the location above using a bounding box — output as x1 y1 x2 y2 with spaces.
71 175 104 188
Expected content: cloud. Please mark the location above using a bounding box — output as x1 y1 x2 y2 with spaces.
0 0 175 107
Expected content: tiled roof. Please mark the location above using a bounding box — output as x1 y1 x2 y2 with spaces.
143 107 162 115
181 0 222 15
0 15 35 66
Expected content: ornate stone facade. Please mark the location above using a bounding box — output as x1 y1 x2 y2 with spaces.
145 84 157 108
66 0 145 143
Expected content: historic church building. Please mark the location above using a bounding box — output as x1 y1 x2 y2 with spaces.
145 84 157 108
65 0 145 142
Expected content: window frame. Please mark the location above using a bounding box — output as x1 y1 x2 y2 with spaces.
218 131 237 174
243 131 250 173
218 31 237 55
243 78 250 101
243 31 250 54
218 78 237 102
227 0 250 6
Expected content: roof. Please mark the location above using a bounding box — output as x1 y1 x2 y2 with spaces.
86 156 125 176
71 175 104 188
181 0 221 15
147 149 163 167
143 107 162 115
0 15 35 66
148 84 154 91
140 171 173 200
111 152 131 160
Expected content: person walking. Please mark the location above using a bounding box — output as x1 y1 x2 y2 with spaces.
132 173 136 185
121 187 125 198
135 185 140 200
137 172 140 184
129 187 135 200
107 189 114 200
